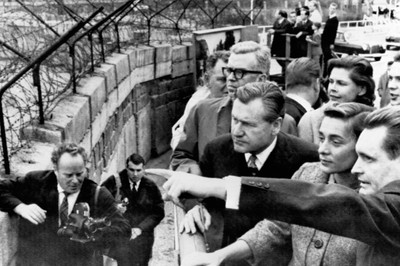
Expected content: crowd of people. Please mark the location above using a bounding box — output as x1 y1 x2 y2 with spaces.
164 1 400 266
2 0 400 266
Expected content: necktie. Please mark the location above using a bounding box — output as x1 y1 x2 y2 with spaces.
59 192 69 226
248 154 258 176
131 182 137 196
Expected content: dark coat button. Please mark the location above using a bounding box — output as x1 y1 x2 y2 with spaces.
314 239 324 249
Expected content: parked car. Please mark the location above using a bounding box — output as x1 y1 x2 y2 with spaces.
386 31 400 50
333 30 386 61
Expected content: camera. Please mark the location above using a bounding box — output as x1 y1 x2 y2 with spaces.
57 202 111 243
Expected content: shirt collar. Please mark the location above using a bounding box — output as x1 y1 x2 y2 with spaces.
57 183 80 197
217 96 232 113
244 136 278 170
286 94 313 112
130 179 141 190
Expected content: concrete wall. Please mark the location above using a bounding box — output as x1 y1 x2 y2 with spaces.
0 43 195 265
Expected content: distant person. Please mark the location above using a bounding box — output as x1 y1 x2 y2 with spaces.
377 60 393 108
298 56 375 144
321 2 339 77
102 153 164 266
269 10 291 74
285 57 321 124
292 9 313 57
171 51 230 149
306 21 323 63
387 53 400 106
308 0 322 23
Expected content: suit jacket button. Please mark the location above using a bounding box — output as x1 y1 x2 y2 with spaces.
256 182 263 187
314 239 324 249
263 184 270 189
249 181 255 185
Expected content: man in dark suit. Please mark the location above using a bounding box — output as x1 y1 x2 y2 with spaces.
292 9 313 58
163 106 400 265
285 57 321 124
101 153 165 266
269 10 291 73
321 2 339 77
179 81 318 265
0 143 131 266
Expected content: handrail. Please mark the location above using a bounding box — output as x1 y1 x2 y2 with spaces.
0 8 103 174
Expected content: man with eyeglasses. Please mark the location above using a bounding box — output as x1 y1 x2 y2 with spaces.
170 41 297 174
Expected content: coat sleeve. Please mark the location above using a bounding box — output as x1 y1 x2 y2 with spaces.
238 177 400 250
136 182 165 232
170 104 201 172
239 219 292 266
95 187 131 242
0 171 49 212
298 111 315 143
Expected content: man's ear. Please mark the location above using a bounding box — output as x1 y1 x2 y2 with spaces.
203 72 210 84
272 117 282 136
257 74 268 82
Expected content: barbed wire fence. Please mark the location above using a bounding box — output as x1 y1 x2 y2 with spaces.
0 0 274 170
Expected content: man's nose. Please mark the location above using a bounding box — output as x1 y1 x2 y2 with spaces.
351 158 362 174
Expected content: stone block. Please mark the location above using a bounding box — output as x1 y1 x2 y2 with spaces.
79 131 92 158
0 212 18 266
155 61 172 78
21 124 63 144
50 94 90 143
152 105 172 155
138 94 150 110
172 45 187 62
123 47 137 71
154 44 172 63
172 60 193 78
183 42 194 59
95 63 117 94
123 116 137 163
106 88 119 119
106 53 130 84
117 76 132 107
136 45 154 67
91 108 107 148
131 64 154 84
158 80 171 94
137 102 152 161
77 76 106 121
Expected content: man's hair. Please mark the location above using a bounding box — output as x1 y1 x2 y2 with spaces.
286 57 320 91
278 10 287 18
205 50 230 73
236 81 285 122
230 41 271 77
126 153 145 166
324 102 375 139
327 55 375 106
51 143 88 167
364 106 400 159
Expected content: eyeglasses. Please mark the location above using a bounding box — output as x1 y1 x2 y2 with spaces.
222 67 264 80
